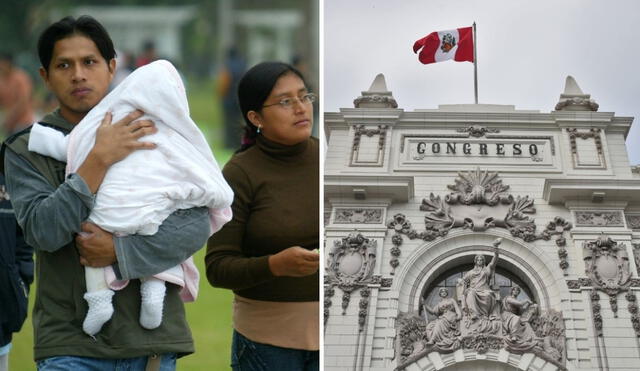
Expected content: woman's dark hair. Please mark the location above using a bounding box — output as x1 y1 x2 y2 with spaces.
38 15 116 72
236 61 306 153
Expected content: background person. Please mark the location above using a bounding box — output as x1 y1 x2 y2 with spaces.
0 53 35 136
0 173 33 371
206 61 319 370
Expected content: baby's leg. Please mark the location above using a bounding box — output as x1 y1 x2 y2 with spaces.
83 266 115 336
139 277 166 329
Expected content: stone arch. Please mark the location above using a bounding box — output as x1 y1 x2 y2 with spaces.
402 349 563 371
393 229 567 313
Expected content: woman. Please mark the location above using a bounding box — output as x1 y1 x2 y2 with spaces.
205 62 319 370
501 286 538 352
423 288 461 351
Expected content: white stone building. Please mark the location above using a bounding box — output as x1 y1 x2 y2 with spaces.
323 74 640 371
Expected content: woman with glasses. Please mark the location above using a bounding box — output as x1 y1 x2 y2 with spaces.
205 62 319 370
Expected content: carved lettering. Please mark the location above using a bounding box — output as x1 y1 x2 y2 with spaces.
463 143 471 155
496 143 505 155
432 143 440 154
479 143 488 155
513 143 522 155
529 144 538 156
417 142 426 154
446 142 456 154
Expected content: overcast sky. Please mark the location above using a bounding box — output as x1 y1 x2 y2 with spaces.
324 0 640 165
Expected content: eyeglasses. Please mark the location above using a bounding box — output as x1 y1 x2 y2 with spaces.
262 93 317 109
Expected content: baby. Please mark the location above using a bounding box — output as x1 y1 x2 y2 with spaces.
28 60 234 336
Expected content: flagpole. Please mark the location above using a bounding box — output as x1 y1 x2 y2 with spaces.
473 22 478 104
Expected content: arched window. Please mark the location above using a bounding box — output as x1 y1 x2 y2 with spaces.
421 263 534 320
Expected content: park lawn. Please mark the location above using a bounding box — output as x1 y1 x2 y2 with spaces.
9 77 237 370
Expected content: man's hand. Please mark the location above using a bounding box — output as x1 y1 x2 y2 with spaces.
77 110 157 193
76 222 117 267
268 246 320 277
92 110 157 166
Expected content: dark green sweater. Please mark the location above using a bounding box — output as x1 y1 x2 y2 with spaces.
205 135 319 301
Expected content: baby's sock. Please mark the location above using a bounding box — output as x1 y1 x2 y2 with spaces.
83 289 115 336
139 278 166 329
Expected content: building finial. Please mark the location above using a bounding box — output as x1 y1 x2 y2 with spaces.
554 75 598 111
353 73 398 108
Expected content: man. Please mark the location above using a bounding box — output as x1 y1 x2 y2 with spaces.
0 52 35 136
0 173 33 371
0 16 209 370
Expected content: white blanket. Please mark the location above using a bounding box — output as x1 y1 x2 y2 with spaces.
30 60 233 236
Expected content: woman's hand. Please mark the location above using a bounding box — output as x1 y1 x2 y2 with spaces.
268 246 320 277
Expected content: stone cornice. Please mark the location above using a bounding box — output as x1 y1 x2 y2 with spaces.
325 110 630 134
543 178 640 204
324 175 414 203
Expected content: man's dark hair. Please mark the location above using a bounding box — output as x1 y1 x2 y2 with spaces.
0 52 13 64
37 15 116 71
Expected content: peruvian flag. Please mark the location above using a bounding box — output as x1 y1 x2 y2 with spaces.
413 27 474 64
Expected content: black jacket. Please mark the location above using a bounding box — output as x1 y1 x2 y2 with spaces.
0 173 33 346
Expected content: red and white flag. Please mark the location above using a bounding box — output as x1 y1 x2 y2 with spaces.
413 27 474 64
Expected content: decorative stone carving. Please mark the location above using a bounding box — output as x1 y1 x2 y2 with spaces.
575 211 624 227
626 292 640 337
458 240 503 337
324 286 334 326
627 215 640 230
554 76 599 111
566 128 603 154
591 290 603 337
381 278 393 288
501 287 538 353
351 125 389 166
394 311 426 364
352 125 389 152
387 169 572 247
326 232 377 324
353 73 398 108
530 309 566 363
353 94 398 108
583 235 631 318
634 244 640 276
394 250 567 370
334 208 383 224
566 278 594 289
445 168 512 206
358 287 371 331
566 280 580 290
583 235 631 295
386 217 408 274
423 288 461 351
455 125 500 137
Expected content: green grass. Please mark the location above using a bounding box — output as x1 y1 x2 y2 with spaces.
9 77 237 370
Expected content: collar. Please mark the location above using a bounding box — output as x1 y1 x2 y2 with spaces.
256 135 310 159
39 109 75 133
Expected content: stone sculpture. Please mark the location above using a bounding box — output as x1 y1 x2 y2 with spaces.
394 239 567 369
423 288 461 351
457 240 502 336
501 286 538 352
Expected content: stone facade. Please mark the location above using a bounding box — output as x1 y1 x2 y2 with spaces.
324 75 640 370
